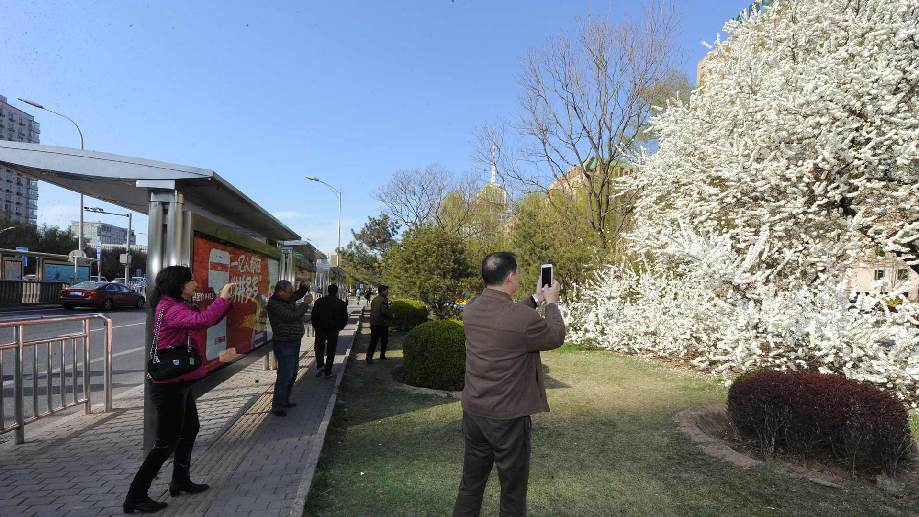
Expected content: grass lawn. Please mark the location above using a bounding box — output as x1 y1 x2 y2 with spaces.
305 328 919 516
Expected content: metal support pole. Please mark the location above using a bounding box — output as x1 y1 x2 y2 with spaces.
336 191 341 266
14 326 24 444
165 191 184 267
83 319 91 414
125 213 132 283
143 194 167 453
32 341 38 420
46 342 52 413
103 316 113 411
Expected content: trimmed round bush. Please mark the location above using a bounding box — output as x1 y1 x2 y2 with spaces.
402 320 465 391
390 299 429 330
728 369 914 475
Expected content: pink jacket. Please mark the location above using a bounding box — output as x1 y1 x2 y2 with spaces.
151 295 232 384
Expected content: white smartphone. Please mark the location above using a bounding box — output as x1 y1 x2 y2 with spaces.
540 263 554 288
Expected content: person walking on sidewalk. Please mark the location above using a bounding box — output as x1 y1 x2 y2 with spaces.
453 252 565 517
366 285 393 363
124 266 236 515
363 288 372 307
266 280 314 417
310 283 349 378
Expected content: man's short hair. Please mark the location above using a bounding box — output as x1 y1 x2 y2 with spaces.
328 284 339 295
482 252 517 286
378 285 389 293
274 280 293 293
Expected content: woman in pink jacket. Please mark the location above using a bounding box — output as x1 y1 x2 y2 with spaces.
124 266 234 514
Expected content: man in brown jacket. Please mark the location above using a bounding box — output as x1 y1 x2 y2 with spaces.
453 252 565 517
366 285 393 363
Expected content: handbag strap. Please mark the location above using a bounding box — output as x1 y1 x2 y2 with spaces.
149 305 166 362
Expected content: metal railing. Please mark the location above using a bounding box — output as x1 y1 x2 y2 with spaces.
0 314 113 443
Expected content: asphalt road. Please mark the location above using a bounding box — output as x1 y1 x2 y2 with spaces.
0 305 148 441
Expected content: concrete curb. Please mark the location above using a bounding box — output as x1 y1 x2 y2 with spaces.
289 306 364 517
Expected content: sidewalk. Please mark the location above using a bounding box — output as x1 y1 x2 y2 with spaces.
0 303 363 517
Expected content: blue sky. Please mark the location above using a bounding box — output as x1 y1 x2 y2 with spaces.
0 0 749 254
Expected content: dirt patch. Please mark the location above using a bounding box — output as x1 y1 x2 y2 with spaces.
390 365 462 399
676 405 919 499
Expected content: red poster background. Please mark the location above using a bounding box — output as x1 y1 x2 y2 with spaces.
192 235 271 373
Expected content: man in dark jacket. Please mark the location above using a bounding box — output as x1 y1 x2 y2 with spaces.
367 285 392 363
310 284 349 378
453 252 564 517
267 280 313 417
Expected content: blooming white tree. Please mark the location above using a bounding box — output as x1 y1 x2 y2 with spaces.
566 0 919 401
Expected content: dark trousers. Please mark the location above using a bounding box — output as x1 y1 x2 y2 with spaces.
272 339 302 409
127 381 200 498
314 330 338 374
453 412 531 517
367 325 388 360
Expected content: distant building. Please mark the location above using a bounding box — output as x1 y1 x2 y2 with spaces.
0 95 40 225
848 253 919 301
548 157 631 193
70 220 136 246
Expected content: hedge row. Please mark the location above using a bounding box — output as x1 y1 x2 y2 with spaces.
728 369 914 475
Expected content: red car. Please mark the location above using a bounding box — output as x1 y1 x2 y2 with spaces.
60 281 146 310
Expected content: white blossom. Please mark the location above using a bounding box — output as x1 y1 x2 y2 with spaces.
567 0 919 403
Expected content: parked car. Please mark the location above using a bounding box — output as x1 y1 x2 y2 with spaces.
89 276 108 282
112 278 126 283
60 281 146 310
23 274 38 282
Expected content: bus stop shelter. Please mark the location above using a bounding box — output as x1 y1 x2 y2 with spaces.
0 140 305 448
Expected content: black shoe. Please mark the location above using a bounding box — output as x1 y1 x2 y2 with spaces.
379 355 387 360
169 480 210 496
123 496 168 514
283 402 297 408
366 358 374 364
315 369 324 377
324 371 333 378
271 409 287 417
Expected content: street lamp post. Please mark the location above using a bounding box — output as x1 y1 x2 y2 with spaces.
84 207 133 282
305 176 342 266
18 98 86 281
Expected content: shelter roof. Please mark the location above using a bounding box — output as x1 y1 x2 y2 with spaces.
0 141 299 241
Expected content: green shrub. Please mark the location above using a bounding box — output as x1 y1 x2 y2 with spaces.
402 320 465 391
390 299 429 330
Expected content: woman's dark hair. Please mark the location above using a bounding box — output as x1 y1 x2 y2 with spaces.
149 266 194 308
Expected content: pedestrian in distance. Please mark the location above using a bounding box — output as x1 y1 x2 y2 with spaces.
310 283 349 377
363 288 372 307
453 252 565 517
124 266 236 514
266 280 314 417
366 285 393 363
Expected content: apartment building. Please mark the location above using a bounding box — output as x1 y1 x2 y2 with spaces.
70 220 136 246
0 95 40 225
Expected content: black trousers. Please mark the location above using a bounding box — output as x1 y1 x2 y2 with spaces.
127 381 200 498
314 330 339 374
367 325 388 360
453 412 531 517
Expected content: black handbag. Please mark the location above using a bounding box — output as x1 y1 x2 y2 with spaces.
147 305 203 381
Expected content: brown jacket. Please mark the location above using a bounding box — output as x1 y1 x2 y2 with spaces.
369 294 392 326
461 288 566 419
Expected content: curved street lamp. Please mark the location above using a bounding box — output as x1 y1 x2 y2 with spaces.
305 176 342 266
18 97 86 280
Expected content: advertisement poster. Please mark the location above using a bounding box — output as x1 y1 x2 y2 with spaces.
44 262 90 282
192 235 271 373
